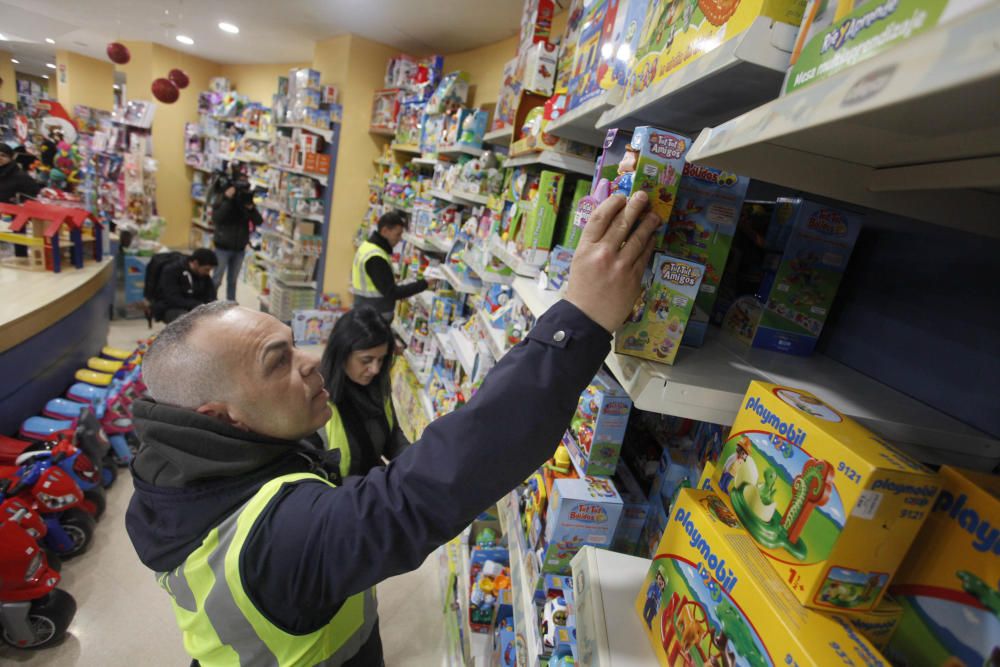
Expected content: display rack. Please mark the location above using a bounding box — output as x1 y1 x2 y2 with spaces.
497 491 544 667
685 4 1000 239
503 150 595 176
489 237 545 278
546 87 623 146
483 128 513 147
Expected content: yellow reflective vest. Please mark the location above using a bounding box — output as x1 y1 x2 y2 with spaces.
350 241 391 298
323 399 394 479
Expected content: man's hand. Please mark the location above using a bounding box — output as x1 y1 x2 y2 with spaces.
224 186 237 199
565 191 660 333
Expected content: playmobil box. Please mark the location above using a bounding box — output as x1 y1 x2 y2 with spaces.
566 369 633 477
841 596 903 652
887 466 1000 667
637 488 889 667
721 198 863 356
611 127 688 226
612 461 652 556
659 163 751 347
712 381 941 612
539 477 624 574
616 254 705 365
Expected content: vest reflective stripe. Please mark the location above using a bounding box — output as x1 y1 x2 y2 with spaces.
351 241 391 298
324 398 395 478
157 473 377 666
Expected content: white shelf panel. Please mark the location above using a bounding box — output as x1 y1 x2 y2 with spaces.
258 200 325 224
512 276 561 319
597 17 798 135
185 162 212 174
547 88 623 146
465 251 514 285
489 237 545 278
503 150 595 176
451 190 489 206
233 153 269 164
412 157 440 167
276 123 334 142
483 128 513 146
439 144 484 158
433 331 458 361
441 264 481 294
686 4 1000 238
273 164 329 187
498 491 542 667
449 328 477 377
403 231 448 254
391 143 422 154
476 311 508 362
429 188 458 204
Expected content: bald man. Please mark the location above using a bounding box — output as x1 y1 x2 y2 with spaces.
126 192 660 667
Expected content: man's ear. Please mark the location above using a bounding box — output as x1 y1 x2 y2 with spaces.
196 402 251 431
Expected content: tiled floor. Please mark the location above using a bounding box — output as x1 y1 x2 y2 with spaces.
0 278 446 665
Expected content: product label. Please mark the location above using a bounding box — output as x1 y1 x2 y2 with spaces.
852 490 883 519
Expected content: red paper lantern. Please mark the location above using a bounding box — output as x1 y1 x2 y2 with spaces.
168 68 190 90
151 78 179 104
107 42 131 65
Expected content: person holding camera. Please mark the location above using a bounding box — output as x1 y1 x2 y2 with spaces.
212 180 263 301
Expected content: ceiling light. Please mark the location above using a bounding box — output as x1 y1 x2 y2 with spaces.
0 34 7 41
46 63 56 69
10 58 19 64
42 75 49 79
218 22 239 34
176 35 194 45
113 85 120 90
45 38 55 44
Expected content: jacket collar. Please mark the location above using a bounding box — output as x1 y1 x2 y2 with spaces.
368 231 393 254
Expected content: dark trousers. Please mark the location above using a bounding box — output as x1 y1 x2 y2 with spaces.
190 620 384 666
643 597 658 628
213 249 245 301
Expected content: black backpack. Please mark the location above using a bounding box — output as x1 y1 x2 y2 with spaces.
143 252 186 327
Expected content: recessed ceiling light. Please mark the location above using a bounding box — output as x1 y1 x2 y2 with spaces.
218 22 239 34
45 38 55 44
46 63 57 69
42 75 49 79
10 58 19 64
176 34 194 45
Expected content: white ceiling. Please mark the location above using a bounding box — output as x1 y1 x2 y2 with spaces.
0 0 528 77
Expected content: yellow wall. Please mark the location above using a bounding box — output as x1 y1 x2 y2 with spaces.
220 62 310 105
55 50 115 112
0 51 16 105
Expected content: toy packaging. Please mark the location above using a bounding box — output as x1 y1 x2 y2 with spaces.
659 163 750 347
568 0 616 108
425 71 470 115
510 169 565 265
455 108 487 147
637 488 888 667
612 127 689 226
291 309 341 345
555 0 586 92
887 466 1000 667
721 198 863 356
492 57 522 132
611 461 651 556
842 596 903 652
539 476 624 574
522 40 559 96
616 253 705 365
369 88 402 132
518 0 556 57
565 369 633 477
560 178 594 250
713 381 940 612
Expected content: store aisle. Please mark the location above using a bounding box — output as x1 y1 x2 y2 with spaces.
0 279 444 666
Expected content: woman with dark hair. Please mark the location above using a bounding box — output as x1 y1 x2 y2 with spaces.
318 306 408 477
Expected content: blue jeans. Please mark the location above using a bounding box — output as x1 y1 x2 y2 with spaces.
213 249 245 301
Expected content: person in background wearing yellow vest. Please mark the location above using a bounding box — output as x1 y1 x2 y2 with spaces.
352 212 427 322
125 191 659 666
318 307 406 477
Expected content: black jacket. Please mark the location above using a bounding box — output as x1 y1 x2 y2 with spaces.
335 383 409 476
126 300 609 662
0 161 42 204
152 257 216 319
212 196 263 251
357 232 427 314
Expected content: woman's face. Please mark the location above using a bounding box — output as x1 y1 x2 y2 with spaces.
345 344 389 386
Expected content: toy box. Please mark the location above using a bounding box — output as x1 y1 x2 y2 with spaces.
518 0 556 57
565 369 633 477
887 466 1000 667
455 108 487 147
509 92 597 160
712 381 940 612
291 309 340 345
492 57 522 132
616 253 705 365
539 476 624 574
491 588 517 666
420 113 446 155
289 68 321 93
555 0 586 92
611 461 651 556
522 40 559 96
659 163 750 347
842 596 903 652
637 488 888 667
425 71 470 115
611 127 689 226
567 0 613 108
721 198 863 356
511 169 565 265
369 88 401 133
592 127 634 189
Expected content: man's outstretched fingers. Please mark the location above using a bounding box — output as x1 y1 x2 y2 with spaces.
621 211 661 267
604 190 651 249
580 194 627 245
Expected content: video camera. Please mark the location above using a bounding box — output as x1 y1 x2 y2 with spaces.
210 163 256 208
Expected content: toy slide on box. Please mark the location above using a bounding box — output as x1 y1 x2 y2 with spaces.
712 381 940 612
888 466 1000 667
636 488 888 667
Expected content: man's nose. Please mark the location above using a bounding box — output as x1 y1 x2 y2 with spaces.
299 352 319 377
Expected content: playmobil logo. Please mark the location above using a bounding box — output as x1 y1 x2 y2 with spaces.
648 133 687 160
870 479 938 498
569 504 608 523
674 507 738 594
681 164 738 188
933 492 1000 554
820 0 904 54
807 210 849 237
744 398 807 446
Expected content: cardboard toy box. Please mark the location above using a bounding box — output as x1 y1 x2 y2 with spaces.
712 381 941 612
721 197 863 356
510 169 566 265
491 57 522 132
611 127 689 226
616 253 705 365
568 0 629 109
538 477 624 574
659 163 751 347
555 0 586 93
842 596 903 652
887 466 1000 667
637 488 888 666
566 368 633 477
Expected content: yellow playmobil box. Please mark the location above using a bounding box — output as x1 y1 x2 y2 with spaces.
887 466 1000 667
712 381 940 613
636 488 888 666
840 596 903 652
626 0 806 97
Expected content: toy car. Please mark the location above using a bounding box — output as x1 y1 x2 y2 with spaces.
541 596 569 649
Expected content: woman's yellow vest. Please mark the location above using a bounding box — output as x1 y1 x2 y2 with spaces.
322 398 394 478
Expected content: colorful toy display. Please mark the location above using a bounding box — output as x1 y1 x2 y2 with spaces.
888 466 1000 667
565 369 633 477
616 253 705 365
843 596 903 652
720 198 863 356
637 488 887 667
712 381 940 612
615 127 689 229
537 476 623 574
568 0 630 108
507 169 566 266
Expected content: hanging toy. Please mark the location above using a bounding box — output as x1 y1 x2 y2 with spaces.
107 42 131 65
168 68 190 90
151 78 180 104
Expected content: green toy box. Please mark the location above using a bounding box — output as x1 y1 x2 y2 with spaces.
511 169 565 265
887 466 1000 667
713 381 941 613
637 488 888 667
616 253 705 365
611 126 689 231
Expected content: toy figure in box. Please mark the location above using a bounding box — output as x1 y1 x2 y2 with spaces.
612 139 639 197
425 71 470 115
622 127 689 225
457 109 487 147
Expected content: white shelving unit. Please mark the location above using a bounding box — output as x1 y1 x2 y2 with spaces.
503 150 595 177
441 264 482 294
489 237 545 278
258 200 325 223
497 491 543 667
391 143 422 155
439 144 485 158
276 122 333 142
449 328 477 378
686 4 1000 239
483 128 513 146
596 17 799 135
429 188 459 204
452 190 489 206
512 277 561 320
476 311 507 362
273 163 328 187
546 88 624 146
403 231 451 254
412 157 441 167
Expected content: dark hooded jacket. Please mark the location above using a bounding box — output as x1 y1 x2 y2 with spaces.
126 300 611 665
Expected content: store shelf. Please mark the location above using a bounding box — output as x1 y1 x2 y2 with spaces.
546 88 623 146
451 189 489 206
596 17 798 135
273 164 329 187
429 188 458 203
243 132 272 142
404 349 432 387
258 200 325 223
191 194 207 204
489 237 545 278
391 143 422 154
374 158 394 167
233 153 269 164
497 491 542 667
276 122 334 142
369 126 397 137
412 157 440 167
512 277 561 319
440 264 481 294
449 328 477 377
476 311 507 362
191 219 214 233
483 128 513 146
185 162 213 174
403 231 450 254
466 252 514 285
685 4 1000 239
439 144 484 158
391 320 410 342
503 150 595 176
434 331 458 361
258 294 271 310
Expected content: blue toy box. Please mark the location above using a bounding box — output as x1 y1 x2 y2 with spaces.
565 369 632 477
539 477 623 574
